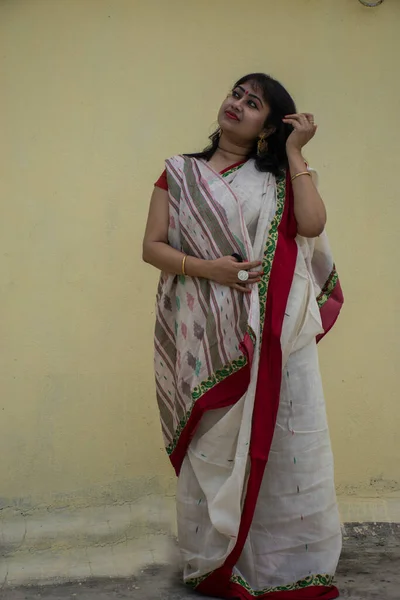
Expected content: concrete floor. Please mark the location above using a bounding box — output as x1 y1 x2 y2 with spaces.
2 524 399 600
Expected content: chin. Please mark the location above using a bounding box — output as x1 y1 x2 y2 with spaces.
220 116 239 129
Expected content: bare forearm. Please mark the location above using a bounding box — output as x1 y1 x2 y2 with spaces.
287 149 326 237
142 241 213 278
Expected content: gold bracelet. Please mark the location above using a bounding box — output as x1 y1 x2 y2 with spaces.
291 171 311 182
181 254 188 276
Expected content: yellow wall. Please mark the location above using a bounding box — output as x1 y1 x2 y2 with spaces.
1 0 399 510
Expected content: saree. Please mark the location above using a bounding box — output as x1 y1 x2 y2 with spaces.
154 156 344 599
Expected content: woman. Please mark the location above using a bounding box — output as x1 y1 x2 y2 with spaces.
143 73 344 600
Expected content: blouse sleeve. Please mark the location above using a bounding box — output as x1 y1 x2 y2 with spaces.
154 169 168 190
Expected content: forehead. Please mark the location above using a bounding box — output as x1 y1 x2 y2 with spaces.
235 80 262 95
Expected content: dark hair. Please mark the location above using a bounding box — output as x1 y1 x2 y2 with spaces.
190 73 297 177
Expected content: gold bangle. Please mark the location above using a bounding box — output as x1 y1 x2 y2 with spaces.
291 171 311 182
181 254 188 276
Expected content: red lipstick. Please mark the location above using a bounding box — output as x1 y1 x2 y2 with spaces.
225 111 239 121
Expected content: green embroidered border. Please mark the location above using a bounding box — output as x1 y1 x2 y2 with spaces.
186 573 334 595
247 325 256 346
166 173 285 458
188 322 256 405
186 573 208 589
191 354 247 401
166 400 195 456
166 353 247 456
258 174 286 334
317 265 338 308
230 573 335 596
222 163 245 178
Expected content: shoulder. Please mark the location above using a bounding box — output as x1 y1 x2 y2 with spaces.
166 155 202 185
165 154 195 173
154 155 187 191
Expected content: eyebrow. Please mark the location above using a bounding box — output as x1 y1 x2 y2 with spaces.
237 85 263 106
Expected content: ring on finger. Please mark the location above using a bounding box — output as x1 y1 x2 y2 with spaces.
238 270 249 282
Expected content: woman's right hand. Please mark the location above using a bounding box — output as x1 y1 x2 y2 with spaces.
206 256 263 293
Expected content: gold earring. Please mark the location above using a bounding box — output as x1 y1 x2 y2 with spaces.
257 133 268 155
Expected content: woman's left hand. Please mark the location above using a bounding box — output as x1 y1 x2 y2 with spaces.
283 113 317 153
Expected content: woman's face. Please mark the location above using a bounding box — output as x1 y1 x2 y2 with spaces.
218 81 271 143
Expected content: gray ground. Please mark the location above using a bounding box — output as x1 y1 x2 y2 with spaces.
2 524 399 600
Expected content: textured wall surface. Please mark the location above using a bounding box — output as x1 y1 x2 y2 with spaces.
1 0 399 519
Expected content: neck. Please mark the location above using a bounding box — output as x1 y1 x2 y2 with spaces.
216 133 251 163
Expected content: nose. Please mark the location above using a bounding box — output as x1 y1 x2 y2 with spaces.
231 97 244 111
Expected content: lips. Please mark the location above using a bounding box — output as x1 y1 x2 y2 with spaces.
225 110 239 121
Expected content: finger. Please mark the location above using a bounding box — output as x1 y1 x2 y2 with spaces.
285 114 312 128
294 114 310 129
282 119 300 128
283 117 312 132
285 113 314 121
284 114 308 125
232 284 251 294
232 275 261 285
247 271 263 279
299 113 310 124
241 260 263 270
284 114 303 120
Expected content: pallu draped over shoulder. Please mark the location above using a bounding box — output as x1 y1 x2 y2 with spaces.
154 155 343 600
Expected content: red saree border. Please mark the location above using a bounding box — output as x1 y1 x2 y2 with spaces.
317 278 344 343
169 362 250 476
197 171 301 598
228 582 339 599
169 331 254 475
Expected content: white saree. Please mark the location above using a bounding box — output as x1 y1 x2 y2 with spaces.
154 156 343 599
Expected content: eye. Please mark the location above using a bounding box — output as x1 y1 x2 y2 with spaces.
232 90 240 99
248 100 258 109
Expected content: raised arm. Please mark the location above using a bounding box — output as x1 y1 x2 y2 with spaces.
282 113 327 238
